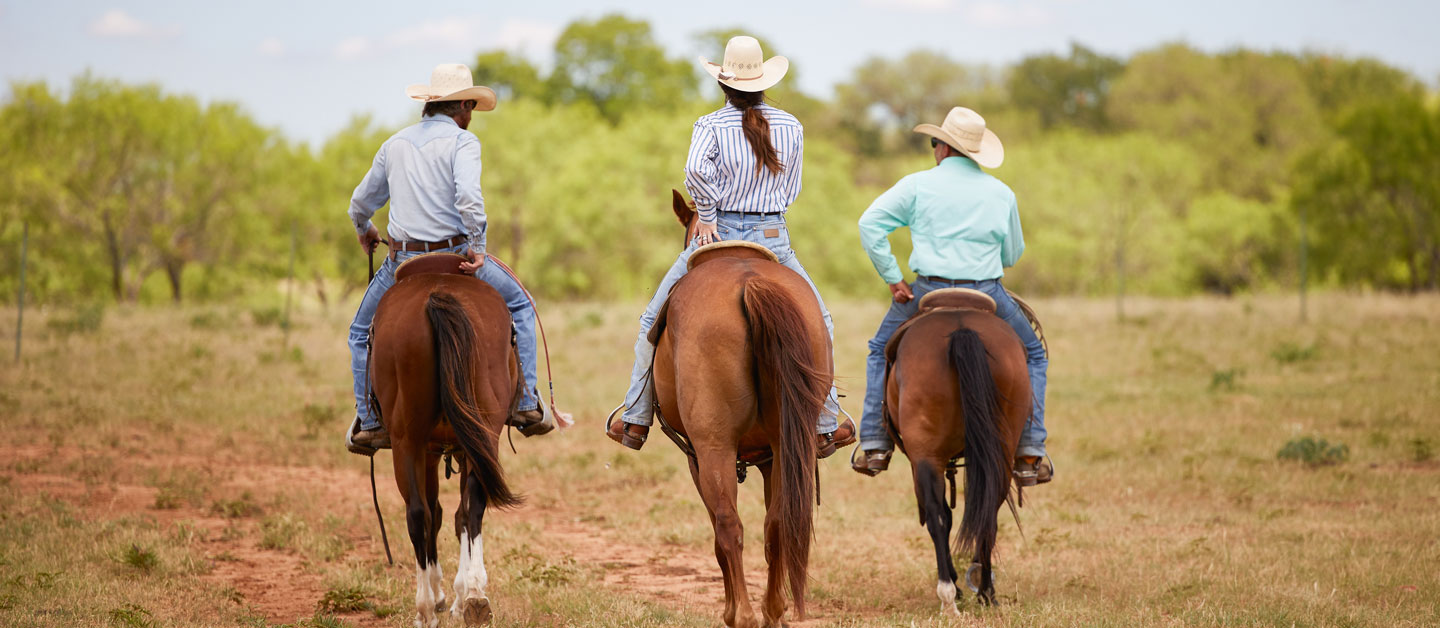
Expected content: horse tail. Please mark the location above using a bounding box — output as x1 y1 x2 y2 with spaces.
741 276 823 617
426 291 522 510
948 327 1005 598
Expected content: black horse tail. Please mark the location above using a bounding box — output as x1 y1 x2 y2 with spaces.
949 327 1006 604
742 276 823 617
426 292 522 510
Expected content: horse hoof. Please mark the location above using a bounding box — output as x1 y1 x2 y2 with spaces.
462 596 492 626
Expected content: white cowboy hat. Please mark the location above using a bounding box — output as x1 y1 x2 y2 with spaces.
914 107 1005 168
699 36 788 93
405 63 497 111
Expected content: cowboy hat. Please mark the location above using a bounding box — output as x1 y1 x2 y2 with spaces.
914 106 1004 168
699 36 788 93
405 63 497 111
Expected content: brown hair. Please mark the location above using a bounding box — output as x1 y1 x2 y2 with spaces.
422 99 475 118
721 84 784 176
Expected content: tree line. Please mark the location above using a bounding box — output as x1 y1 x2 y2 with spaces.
2 14 1438 308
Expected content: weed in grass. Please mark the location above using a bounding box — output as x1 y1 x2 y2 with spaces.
504 545 580 586
250 306 284 327
1271 341 1318 364
1277 436 1350 466
118 545 159 572
0 593 15 610
275 613 347 628
212 551 241 562
211 491 263 518
301 403 338 440
108 603 157 628
1408 437 1434 462
317 585 393 616
259 513 307 551
1209 367 1244 392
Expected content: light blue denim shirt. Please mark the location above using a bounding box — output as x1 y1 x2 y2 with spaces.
348 114 486 253
858 156 1023 285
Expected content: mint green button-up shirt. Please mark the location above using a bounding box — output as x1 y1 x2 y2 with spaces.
858 156 1024 285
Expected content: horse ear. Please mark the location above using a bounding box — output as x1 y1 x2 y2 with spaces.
672 189 694 225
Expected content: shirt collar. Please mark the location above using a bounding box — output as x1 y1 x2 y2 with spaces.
940 155 981 172
423 113 459 127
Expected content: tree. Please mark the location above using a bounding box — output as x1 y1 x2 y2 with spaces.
1292 95 1440 291
547 14 697 123
1008 43 1124 131
471 50 546 103
833 50 1005 156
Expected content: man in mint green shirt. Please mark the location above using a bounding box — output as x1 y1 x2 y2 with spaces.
853 107 1051 486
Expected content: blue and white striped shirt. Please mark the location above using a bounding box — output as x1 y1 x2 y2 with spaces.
684 103 804 225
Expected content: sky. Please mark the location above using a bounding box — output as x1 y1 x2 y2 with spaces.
2 0 1436 146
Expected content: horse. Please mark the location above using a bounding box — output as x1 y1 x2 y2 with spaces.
882 289 1029 613
370 266 523 628
646 190 830 628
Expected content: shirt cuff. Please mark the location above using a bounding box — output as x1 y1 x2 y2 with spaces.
696 205 717 225
354 220 374 236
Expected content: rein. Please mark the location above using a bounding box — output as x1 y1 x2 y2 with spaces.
365 243 395 566
485 255 571 430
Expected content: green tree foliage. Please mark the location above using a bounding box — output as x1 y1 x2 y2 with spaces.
833 50 1006 158
1008 43 1124 131
547 13 697 123
471 50 546 103
1293 95 1440 291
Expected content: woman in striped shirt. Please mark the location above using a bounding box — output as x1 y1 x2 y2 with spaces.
607 35 854 454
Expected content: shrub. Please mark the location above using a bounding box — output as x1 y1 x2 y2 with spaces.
1277 437 1349 466
1271 342 1318 364
46 303 106 336
118 545 159 572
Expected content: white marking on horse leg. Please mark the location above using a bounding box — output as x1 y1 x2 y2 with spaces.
414 563 436 628
937 579 960 616
464 532 489 601
430 560 447 611
451 526 469 618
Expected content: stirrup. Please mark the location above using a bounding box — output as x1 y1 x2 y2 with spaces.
605 404 648 450
850 446 892 477
513 403 556 437
345 415 377 457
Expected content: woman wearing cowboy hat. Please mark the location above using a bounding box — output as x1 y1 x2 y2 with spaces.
607 35 855 454
852 107 1052 485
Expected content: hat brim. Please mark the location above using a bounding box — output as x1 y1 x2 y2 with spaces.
913 123 1004 168
405 85 498 112
699 55 788 93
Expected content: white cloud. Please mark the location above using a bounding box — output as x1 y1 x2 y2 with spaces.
860 0 954 11
334 36 372 61
495 19 560 58
257 37 285 57
88 9 180 39
385 17 482 48
964 2 1055 27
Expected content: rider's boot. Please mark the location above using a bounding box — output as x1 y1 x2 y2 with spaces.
817 417 856 459
851 447 893 477
1013 456 1054 486
606 418 649 450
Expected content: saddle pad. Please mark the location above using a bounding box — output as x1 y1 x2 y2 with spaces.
394 252 470 282
686 240 779 271
918 287 996 314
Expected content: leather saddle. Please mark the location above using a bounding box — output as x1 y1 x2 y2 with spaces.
883 287 996 363
394 252 471 282
647 241 780 345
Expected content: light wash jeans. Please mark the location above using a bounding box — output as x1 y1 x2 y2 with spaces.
350 244 538 431
621 211 840 433
860 277 1048 457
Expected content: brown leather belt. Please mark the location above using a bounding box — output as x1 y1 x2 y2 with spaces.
918 275 991 285
388 234 469 259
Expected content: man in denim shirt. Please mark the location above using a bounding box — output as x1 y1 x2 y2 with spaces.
855 107 1052 485
346 64 550 451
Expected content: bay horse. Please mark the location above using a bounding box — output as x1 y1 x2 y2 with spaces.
883 289 1028 613
647 190 829 628
370 266 522 628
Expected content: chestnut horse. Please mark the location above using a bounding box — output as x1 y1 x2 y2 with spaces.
649 190 829 627
885 297 1028 613
371 272 522 628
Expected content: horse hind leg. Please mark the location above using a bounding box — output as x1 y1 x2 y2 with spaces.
458 461 494 626
451 457 470 619
426 452 447 614
693 449 758 628
914 460 960 617
395 446 441 628
757 463 787 627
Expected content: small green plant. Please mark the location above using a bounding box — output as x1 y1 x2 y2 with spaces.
260 513 307 551
301 403 337 439
1277 437 1350 466
1408 437 1434 463
504 545 579 586
211 491 263 518
250 306 284 327
317 585 388 615
1271 342 1318 364
108 603 158 628
118 545 159 572
189 310 228 329
47 303 106 336
1209 367 1244 392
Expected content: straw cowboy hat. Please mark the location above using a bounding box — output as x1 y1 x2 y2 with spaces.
405 63 497 111
699 36 789 92
914 107 1005 168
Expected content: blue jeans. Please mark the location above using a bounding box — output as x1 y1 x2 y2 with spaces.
860 277 1048 457
350 245 538 431
621 212 840 433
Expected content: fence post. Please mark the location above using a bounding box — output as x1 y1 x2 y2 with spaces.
283 224 296 346
14 222 27 363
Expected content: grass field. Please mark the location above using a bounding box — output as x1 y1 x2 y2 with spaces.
1 293 1437 627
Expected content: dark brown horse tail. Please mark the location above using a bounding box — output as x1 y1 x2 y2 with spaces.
741 276 823 617
947 327 1006 603
426 292 523 510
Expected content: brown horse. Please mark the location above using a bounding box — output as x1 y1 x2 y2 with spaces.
370 270 522 628
647 190 829 627
884 292 1028 613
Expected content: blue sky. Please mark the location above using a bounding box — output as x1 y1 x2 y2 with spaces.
2 0 1435 146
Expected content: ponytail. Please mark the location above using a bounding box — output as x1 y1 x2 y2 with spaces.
722 84 784 176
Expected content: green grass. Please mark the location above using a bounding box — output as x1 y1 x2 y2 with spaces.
0 294 1437 626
